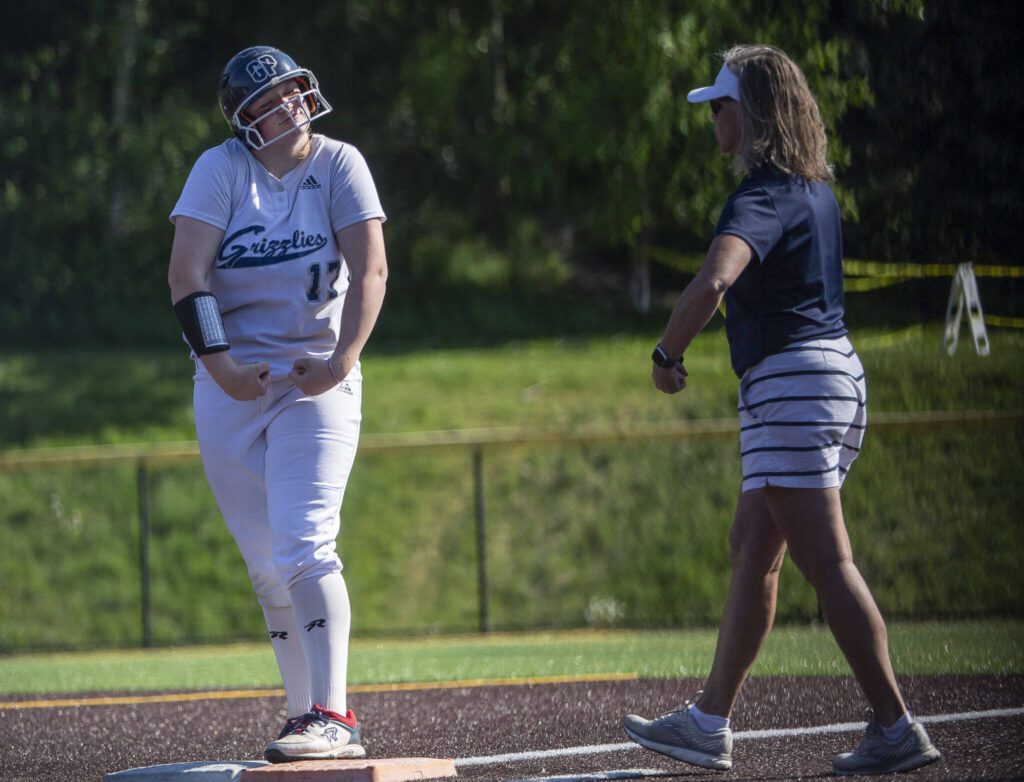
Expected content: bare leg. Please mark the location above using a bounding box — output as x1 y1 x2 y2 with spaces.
697 489 787 718
763 485 906 726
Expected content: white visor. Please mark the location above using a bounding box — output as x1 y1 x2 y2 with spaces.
687 64 740 103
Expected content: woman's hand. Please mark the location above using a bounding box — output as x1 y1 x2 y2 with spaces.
653 362 688 394
289 356 349 396
202 352 270 400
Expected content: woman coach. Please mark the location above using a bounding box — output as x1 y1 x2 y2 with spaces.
621 45 941 776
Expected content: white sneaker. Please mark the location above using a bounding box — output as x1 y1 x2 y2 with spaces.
833 720 941 775
265 704 366 763
623 699 732 770
275 714 303 740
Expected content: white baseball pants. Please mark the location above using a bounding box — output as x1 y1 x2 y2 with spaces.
193 368 362 608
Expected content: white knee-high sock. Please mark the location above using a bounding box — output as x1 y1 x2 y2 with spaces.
289 571 351 714
261 604 311 719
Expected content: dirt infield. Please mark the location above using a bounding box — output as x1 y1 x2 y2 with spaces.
1 675 1022 781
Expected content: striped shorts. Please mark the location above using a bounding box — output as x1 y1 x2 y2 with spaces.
738 336 866 493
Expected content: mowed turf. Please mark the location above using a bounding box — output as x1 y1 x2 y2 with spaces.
0 324 1021 650
1 325 1021 449
1 621 1021 697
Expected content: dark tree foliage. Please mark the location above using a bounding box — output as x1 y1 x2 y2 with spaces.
837 0 1024 263
0 0 1018 345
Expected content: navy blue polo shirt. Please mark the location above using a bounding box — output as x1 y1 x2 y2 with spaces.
715 169 848 377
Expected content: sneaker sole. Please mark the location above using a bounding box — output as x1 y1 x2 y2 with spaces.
834 748 941 776
623 724 732 771
265 744 367 764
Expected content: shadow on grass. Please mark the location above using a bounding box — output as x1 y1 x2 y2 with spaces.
1 276 1003 447
0 351 197 448
0 286 675 448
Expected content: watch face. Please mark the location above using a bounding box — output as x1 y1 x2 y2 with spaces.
652 346 669 366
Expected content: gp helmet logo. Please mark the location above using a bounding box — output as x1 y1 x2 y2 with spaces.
246 55 278 83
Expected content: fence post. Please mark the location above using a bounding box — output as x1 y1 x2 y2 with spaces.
473 447 490 633
137 460 153 648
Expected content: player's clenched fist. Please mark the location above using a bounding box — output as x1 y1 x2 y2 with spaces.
199 351 270 400
220 360 271 401
289 357 345 396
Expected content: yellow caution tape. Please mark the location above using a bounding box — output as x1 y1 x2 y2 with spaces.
650 248 1022 326
652 247 1023 280
985 314 1024 329
653 248 1023 280
843 276 908 292
845 259 1024 279
844 259 956 278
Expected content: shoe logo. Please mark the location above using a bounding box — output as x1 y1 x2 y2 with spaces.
305 618 326 631
323 727 339 742
300 175 322 190
269 630 289 639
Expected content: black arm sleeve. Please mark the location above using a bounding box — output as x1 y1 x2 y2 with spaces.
172 291 230 355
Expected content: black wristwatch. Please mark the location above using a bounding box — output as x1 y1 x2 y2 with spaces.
651 344 682 368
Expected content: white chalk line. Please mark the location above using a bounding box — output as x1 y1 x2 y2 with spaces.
454 705 1024 770
517 771 672 782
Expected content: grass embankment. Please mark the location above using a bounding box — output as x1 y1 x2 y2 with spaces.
0 325 1021 650
1 621 1021 696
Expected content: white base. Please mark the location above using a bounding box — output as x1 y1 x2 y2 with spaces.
104 761 270 781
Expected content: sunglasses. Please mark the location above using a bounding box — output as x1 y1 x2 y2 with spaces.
709 98 736 116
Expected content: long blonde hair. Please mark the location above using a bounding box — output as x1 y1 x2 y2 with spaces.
723 45 832 181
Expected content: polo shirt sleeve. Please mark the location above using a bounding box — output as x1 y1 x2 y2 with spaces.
169 146 234 230
714 186 784 264
329 144 387 234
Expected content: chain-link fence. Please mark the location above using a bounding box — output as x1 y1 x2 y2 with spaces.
1 410 1021 652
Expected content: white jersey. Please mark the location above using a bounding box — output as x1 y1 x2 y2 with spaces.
170 134 386 378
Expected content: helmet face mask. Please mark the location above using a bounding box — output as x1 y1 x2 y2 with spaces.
218 46 333 151
238 80 321 150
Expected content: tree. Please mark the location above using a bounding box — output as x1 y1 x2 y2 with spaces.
8 0 1011 346
835 0 1024 264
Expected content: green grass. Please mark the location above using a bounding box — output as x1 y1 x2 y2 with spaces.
0 323 1021 650
1 621 1021 696
1 324 1021 449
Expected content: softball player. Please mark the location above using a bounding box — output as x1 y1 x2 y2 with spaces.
167 45 386 763
623 46 940 776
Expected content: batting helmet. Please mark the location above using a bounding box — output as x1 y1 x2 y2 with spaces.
217 46 332 150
